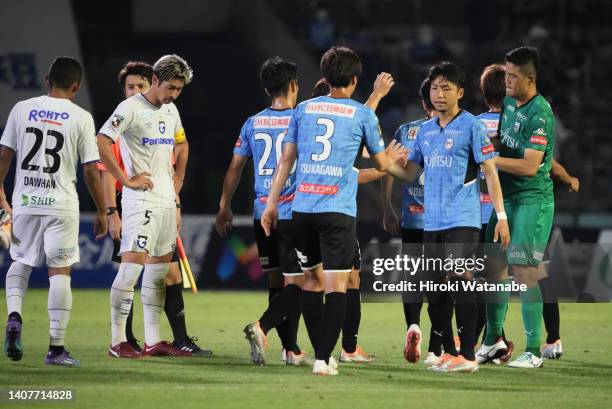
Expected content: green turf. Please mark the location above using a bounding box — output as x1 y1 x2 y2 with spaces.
0 289 611 409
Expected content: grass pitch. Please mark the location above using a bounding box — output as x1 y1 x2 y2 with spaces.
1 289 611 409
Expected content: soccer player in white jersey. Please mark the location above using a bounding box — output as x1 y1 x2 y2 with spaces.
1 56 107 366
97 54 194 357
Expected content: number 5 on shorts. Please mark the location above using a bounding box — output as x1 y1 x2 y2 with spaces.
143 210 152 225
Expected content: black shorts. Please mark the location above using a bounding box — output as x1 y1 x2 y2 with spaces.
353 240 361 270
423 227 480 281
253 219 302 276
292 211 356 273
111 191 179 263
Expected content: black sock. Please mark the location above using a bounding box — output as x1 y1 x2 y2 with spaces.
285 285 302 354
453 279 477 361
267 287 289 347
428 327 442 355
49 345 65 355
475 290 487 345
315 292 347 363
8 311 22 324
259 285 300 339
427 291 457 356
342 289 361 353
302 290 324 352
125 302 136 342
403 302 423 328
164 283 188 343
539 277 560 343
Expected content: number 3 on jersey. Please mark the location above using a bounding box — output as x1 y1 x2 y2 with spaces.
311 117 334 162
254 131 296 176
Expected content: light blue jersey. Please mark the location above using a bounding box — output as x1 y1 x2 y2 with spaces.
393 119 426 229
285 96 385 216
409 110 495 231
233 108 295 220
476 111 500 225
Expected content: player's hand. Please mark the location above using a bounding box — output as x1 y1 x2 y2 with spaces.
126 172 153 190
108 212 122 241
494 219 510 251
0 197 11 217
173 174 184 193
383 207 400 235
94 211 108 241
372 72 395 98
568 177 580 192
176 207 182 231
261 205 278 237
385 140 408 167
215 207 234 237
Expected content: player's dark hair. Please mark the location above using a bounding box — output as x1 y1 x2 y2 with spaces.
480 64 506 108
259 57 298 98
47 56 82 90
428 61 465 89
312 78 330 97
419 77 434 112
118 61 153 88
505 46 539 77
320 46 362 88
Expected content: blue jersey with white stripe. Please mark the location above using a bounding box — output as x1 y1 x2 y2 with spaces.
233 108 295 220
409 110 495 231
477 111 500 225
393 119 426 229
285 96 385 216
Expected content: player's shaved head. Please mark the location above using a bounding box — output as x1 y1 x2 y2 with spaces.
419 77 434 112
312 78 330 97
480 64 506 109
47 56 82 90
153 54 193 85
259 57 297 98
118 61 153 88
505 46 539 78
320 46 362 88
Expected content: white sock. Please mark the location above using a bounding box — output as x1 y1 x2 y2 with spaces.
110 263 142 346
141 263 169 346
6 262 32 316
48 275 72 346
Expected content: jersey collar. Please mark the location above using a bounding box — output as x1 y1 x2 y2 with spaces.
435 109 463 130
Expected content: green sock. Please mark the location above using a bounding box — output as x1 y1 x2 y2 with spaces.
521 285 543 357
484 279 511 345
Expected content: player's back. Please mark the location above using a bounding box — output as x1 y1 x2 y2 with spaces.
234 107 295 219
289 96 384 216
1 95 98 216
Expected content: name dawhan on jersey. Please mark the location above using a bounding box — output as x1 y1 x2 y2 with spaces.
300 163 343 177
24 176 56 189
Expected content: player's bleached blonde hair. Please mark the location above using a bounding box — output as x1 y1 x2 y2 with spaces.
153 54 193 85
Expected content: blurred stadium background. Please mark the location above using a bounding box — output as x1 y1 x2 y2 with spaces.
1 0 611 292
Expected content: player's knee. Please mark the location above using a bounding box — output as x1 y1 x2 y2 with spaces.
303 270 322 292
164 262 182 285
284 273 304 288
348 268 360 289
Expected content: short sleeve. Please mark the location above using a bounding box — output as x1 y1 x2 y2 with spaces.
78 112 100 164
524 110 553 152
408 127 424 166
362 108 384 156
98 101 134 142
284 109 298 145
0 103 20 151
471 119 495 164
233 120 252 157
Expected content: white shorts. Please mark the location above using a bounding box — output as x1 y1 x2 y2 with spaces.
10 213 80 268
120 205 177 257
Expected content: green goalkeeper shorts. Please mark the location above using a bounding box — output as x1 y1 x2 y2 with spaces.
486 202 554 266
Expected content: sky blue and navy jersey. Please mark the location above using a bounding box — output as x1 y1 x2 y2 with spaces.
233 108 295 220
477 111 500 225
285 96 385 217
394 118 427 229
409 110 495 231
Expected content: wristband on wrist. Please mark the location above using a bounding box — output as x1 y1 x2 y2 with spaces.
497 211 507 220
106 207 118 215
176 203 183 209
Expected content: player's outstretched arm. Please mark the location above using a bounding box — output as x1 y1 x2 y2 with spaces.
371 151 421 183
83 162 108 240
481 158 510 249
0 146 14 213
97 134 152 190
551 158 579 192
364 72 395 111
174 139 189 193
215 154 248 237
495 149 544 177
357 140 407 184
261 143 297 236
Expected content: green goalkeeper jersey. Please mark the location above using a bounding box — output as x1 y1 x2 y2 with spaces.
498 94 555 204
